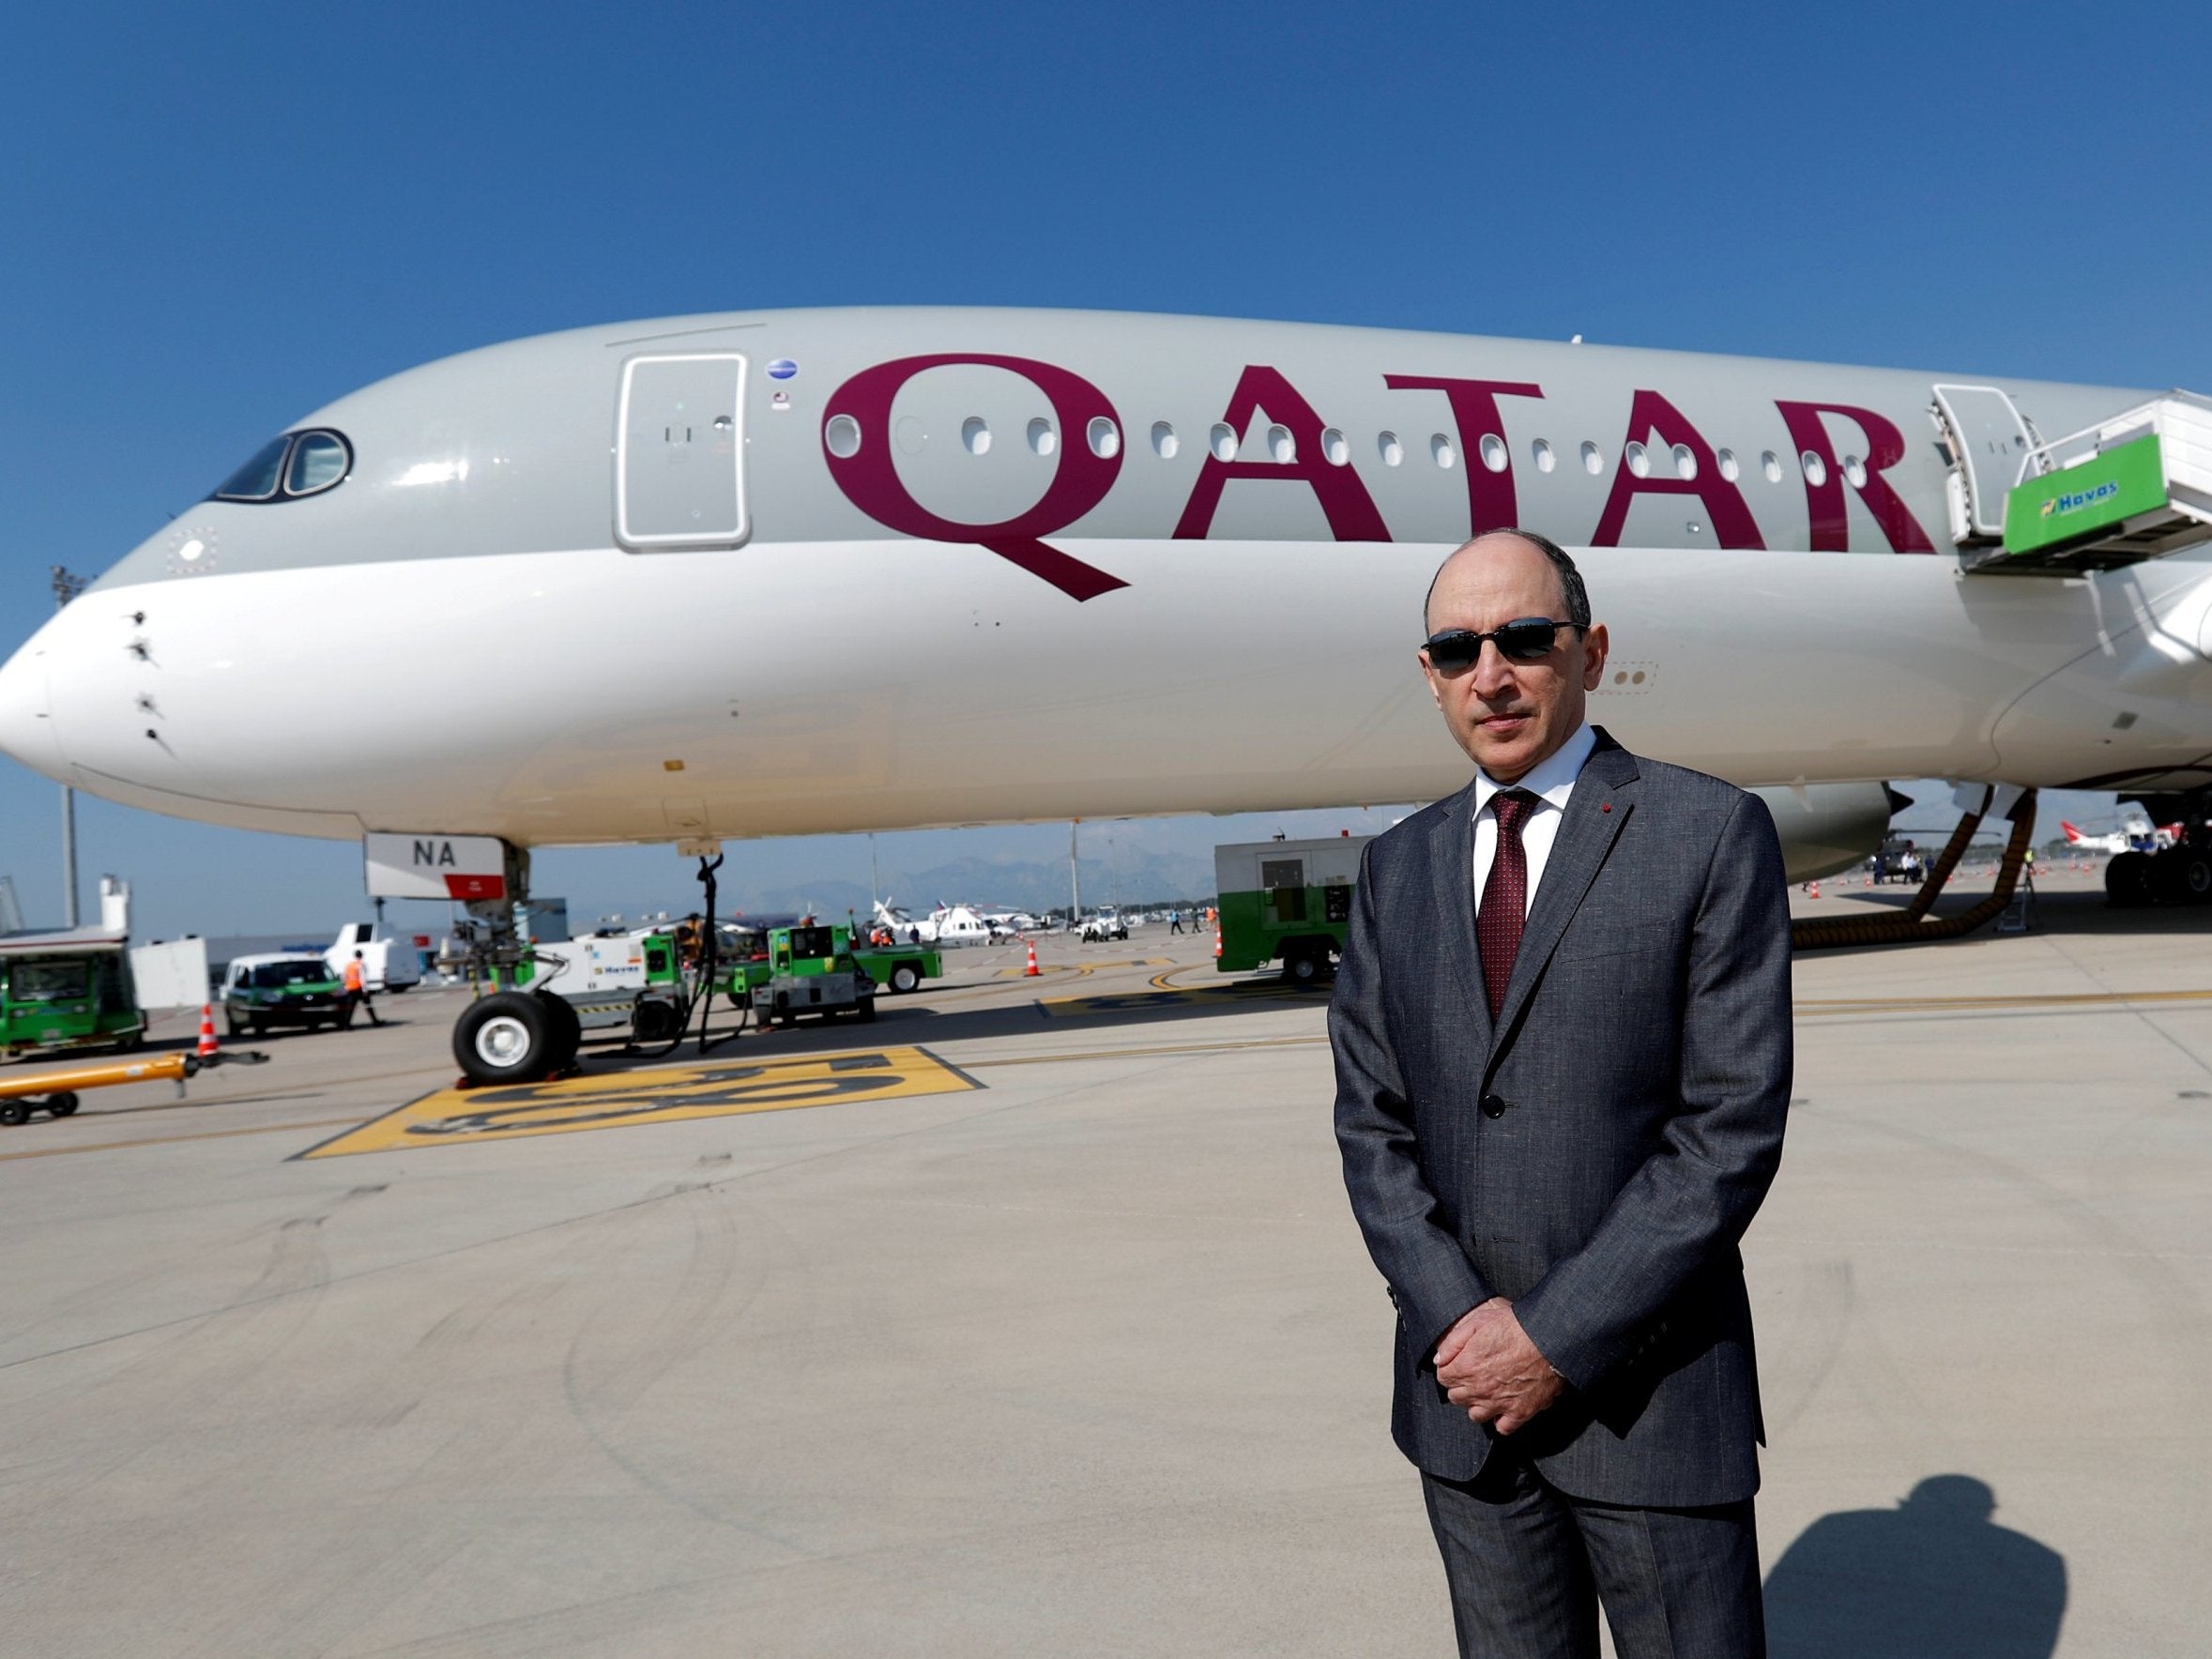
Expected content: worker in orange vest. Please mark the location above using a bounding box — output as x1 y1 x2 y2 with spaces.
342 950 383 1027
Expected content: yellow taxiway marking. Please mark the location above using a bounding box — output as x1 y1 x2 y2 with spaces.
297 1045 982 1159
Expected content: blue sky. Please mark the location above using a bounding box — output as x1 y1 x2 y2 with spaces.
3 2 2203 936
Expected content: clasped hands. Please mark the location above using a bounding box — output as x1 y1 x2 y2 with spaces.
1433 1297 1565 1434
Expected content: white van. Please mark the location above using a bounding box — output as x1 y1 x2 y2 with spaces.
325 922 423 993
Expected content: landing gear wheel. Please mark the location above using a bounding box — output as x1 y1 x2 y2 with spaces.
631 997 682 1045
46 1092 78 1118
0 1102 29 1127
2162 848 2212 905
890 964 921 994
2106 852 2153 907
536 991 583 1070
452 991 556 1087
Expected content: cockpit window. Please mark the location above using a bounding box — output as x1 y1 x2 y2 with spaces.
285 432 350 495
213 437 290 502
211 429 354 503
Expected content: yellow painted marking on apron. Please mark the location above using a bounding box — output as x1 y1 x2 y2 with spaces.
297 1045 981 1158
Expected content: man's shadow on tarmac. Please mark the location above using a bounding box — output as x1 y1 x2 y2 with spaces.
1764 1474 2065 1658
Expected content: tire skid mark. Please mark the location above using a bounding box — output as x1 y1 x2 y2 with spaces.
0 1179 386 1367
1756 1258 1854 1439
0 1196 337 1527
556 1188 821 1549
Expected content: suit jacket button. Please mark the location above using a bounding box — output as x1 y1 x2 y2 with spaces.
1480 1093 1507 1119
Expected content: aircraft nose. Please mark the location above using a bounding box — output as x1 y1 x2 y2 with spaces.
0 634 63 779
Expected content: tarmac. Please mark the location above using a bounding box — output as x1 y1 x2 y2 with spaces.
0 874 2206 1656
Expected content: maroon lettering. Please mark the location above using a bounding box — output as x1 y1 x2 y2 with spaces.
822 355 1128 601
1774 401 1937 554
1592 389 1765 549
1381 376 1545 534
1173 366 1390 542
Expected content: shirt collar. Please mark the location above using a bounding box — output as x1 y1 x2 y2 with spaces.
1472 722 1595 819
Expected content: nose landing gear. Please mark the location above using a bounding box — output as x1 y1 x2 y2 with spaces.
442 842 740 1087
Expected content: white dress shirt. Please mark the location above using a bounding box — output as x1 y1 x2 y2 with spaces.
1472 722 1597 919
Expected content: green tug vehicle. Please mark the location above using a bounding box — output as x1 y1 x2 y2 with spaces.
0 926 145 1059
1213 835 1371 985
739 923 879 1027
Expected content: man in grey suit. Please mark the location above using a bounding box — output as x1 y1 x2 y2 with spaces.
1332 529 1792 1656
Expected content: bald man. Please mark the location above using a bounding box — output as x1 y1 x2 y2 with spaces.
1332 529 1792 1657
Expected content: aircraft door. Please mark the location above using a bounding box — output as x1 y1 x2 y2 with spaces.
616 353 749 549
1932 384 2039 543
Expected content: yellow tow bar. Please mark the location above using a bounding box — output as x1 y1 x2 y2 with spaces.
0 1049 267 1125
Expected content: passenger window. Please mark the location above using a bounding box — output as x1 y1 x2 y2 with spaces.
214 436 290 501
285 432 351 496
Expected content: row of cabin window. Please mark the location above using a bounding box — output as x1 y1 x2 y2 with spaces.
823 413 1869 490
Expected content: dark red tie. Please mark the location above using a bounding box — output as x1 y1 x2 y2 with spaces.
1478 789 1539 1023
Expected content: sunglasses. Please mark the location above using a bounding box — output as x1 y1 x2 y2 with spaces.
1422 617 1586 674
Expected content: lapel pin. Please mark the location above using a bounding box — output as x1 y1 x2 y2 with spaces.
1601 802 1612 814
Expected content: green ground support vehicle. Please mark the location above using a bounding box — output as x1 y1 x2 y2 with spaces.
0 928 145 1058
221 953 348 1036
745 923 877 1027
851 940 942 995
1213 835 1372 985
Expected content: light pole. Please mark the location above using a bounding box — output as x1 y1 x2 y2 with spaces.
1070 819 1082 925
50 567 88 928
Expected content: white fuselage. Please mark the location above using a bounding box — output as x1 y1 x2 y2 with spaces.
3 306 2209 849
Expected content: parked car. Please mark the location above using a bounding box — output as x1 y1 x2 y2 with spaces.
221 953 347 1036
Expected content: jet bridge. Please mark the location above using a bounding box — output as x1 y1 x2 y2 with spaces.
1936 385 2212 574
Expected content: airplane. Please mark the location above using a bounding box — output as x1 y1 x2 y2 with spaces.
7 302 2212 994
871 899 996 946
2058 814 2179 855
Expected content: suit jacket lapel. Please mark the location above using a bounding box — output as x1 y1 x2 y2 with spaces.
1489 732 1640 1051
1429 778 1492 1051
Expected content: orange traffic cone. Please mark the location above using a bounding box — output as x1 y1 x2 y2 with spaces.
1213 925 1223 959
1024 937 1040 977
196 1003 219 1058
1808 880 1822 901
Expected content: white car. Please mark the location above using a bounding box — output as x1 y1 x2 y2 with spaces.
1079 908 1129 942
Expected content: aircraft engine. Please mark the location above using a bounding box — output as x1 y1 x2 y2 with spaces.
1751 784 1911 884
